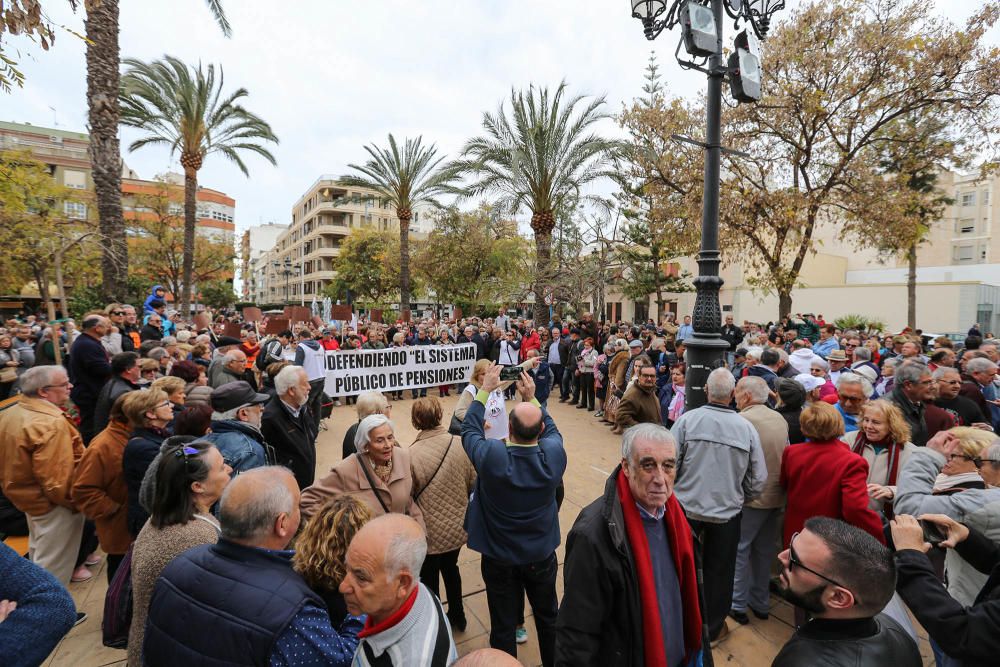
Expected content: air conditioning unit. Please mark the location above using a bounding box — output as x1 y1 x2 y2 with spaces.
49 136 63 144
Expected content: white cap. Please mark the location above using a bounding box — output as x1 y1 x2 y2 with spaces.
794 373 825 393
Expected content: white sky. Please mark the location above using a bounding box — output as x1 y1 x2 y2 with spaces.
2 0 994 235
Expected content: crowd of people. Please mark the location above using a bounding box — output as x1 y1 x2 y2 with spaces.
2 292 1000 666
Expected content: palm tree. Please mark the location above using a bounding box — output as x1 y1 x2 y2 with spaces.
340 135 462 315
457 82 621 323
120 55 278 315
85 0 231 301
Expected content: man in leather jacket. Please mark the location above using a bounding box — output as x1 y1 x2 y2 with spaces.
771 517 921 667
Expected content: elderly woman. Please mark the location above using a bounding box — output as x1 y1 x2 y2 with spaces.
151 375 187 418
128 440 230 667
659 362 687 429
0 334 21 400
341 391 391 460
408 397 476 632
300 414 423 525
293 494 371 625
840 400 916 514
121 388 174 536
170 359 212 407
809 357 838 401
454 358 534 441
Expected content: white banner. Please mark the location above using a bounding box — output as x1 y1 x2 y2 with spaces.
324 343 477 396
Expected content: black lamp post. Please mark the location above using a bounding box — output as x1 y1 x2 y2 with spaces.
629 0 783 410
273 258 301 305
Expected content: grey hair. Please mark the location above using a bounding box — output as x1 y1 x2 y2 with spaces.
983 442 1000 467
222 351 243 364
274 365 306 395
967 358 998 374
810 358 830 372
932 366 960 380
219 467 295 542
20 366 66 397
355 413 393 452
775 348 789 364
896 361 930 386
853 346 872 362
745 347 763 361
160 336 177 346
621 422 676 464
384 528 428 582
212 406 248 421
836 372 873 397
355 391 389 419
736 376 770 405
706 367 736 402
883 357 900 369
147 347 169 361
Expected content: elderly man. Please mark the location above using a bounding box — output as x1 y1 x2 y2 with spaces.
615 363 661 433
934 366 989 427
206 335 244 387
68 313 113 443
556 423 710 666
963 357 1000 431
676 315 693 343
671 367 767 642
202 381 272 475
341 514 458 666
730 376 789 626
143 467 363 666
261 365 317 490
294 329 328 428
210 349 247 389
0 367 86 602
813 325 839 359
101 303 135 354
544 327 569 402
772 517 920 666
834 373 872 433
887 362 934 447
462 363 566 664
747 347 781 393
92 351 142 434
827 349 849 384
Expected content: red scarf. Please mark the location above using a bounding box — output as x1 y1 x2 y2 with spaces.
357 585 418 638
616 471 702 667
851 432 903 517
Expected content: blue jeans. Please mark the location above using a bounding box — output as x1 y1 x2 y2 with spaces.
481 552 558 666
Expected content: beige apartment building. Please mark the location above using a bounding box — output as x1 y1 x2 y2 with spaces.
254 177 432 305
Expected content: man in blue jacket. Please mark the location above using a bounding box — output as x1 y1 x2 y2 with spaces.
461 363 566 666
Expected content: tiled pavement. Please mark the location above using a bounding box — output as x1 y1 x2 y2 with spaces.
43 395 936 666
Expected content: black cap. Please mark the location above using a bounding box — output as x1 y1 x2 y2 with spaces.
735 347 749 357
775 378 806 410
210 381 270 412
216 336 242 347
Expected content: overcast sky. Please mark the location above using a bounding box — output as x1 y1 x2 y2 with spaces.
3 0 992 235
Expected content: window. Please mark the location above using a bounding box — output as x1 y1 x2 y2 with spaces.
64 201 87 219
958 219 976 234
63 170 86 189
168 203 183 216
984 190 990 205
961 192 976 207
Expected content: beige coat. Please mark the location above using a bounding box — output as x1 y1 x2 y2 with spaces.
409 427 476 554
740 404 789 510
300 445 425 529
0 397 84 516
841 430 917 511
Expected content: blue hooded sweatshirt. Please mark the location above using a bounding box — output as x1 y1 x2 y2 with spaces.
144 284 166 314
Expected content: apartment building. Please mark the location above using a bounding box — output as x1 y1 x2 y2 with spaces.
256 177 432 306
241 222 287 301
121 172 237 244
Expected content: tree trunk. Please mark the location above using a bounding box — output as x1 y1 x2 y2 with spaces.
86 0 127 302
533 231 552 325
907 240 917 330
54 249 69 319
181 168 198 316
398 211 411 316
778 290 793 321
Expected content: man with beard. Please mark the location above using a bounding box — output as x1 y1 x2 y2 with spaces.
772 517 921 666
933 367 989 427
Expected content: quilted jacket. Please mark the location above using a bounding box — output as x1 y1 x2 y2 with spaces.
409 427 476 554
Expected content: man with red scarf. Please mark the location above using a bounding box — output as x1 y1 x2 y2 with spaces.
555 423 711 667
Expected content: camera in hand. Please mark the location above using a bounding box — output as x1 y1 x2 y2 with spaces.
499 366 523 382
920 519 947 546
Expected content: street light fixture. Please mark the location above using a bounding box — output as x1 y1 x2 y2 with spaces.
272 258 301 305
628 0 785 410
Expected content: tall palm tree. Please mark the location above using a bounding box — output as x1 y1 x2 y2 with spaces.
340 135 462 314
458 82 621 323
85 0 231 301
119 55 278 315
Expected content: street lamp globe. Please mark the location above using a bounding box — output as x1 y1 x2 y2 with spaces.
631 0 667 20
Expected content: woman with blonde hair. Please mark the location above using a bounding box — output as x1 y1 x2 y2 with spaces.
841 399 916 514
453 357 534 441
293 495 371 625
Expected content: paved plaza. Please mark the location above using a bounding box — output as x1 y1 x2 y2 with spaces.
46 395 935 667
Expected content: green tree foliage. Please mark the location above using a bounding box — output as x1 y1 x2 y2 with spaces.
120 55 277 315
323 228 410 308
412 207 532 312
198 280 236 310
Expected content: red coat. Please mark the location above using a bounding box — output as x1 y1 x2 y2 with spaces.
779 439 885 547
520 330 541 361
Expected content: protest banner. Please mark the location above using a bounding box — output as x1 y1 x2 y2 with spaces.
330 305 352 322
264 318 290 335
323 343 477 396
242 307 263 322
223 322 242 339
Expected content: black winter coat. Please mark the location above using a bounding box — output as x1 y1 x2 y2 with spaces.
259 396 317 491
555 466 712 667
68 333 111 409
140 324 163 342
895 525 1000 667
122 427 168 537
92 375 140 435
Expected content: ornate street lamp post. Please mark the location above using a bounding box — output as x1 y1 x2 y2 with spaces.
629 0 784 409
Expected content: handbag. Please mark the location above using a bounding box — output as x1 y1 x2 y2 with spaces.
414 437 453 502
0 367 16 384
448 413 463 436
102 544 134 648
604 382 621 423
355 452 392 515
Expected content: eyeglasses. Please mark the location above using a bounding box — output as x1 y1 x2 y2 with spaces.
947 454 974 462
788 532 857 602
43 381 71 390
844 343 857 348
157 400 172 409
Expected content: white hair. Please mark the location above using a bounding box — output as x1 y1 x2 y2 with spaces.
810 358 830 372
274 365 306 395
736 376 770 405
968 358 998 374
212 407 244 421
621 422 676 464
706 367 736 402
853 346 872 362
223 351 243 364
836 372 873 397
20 366 66 397
355 413 393 452
745 347 763 362
384 528 428 581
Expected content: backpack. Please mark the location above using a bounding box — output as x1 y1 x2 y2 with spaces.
256 337 277 371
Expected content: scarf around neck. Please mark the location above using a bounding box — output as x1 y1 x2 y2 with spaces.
616 471 702 666
851 431 903 516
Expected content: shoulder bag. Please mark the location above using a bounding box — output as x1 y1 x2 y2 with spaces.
355 452 391 515
414 437 453 502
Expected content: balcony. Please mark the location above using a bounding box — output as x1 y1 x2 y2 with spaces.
304 269 336 281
